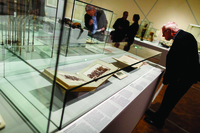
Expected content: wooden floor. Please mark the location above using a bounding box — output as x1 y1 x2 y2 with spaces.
132 80 200 133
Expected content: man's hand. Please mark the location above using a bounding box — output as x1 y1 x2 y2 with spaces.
101 27 105 31
89 19 93 25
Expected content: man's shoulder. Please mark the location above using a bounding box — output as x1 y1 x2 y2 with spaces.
178 30 195 39
178 29 192 36
175 29 197 45
126 19 130 24
130 22 138 27
97 9 105 15
85 13 91 19
116 18 124 22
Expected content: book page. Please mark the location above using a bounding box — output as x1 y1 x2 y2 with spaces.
115 55 143 68
58 72 86 83
83 64 110 80
78 60 118 88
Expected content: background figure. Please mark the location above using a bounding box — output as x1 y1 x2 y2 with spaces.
85 4 107 41
84 13 94 33
144 22 199 128
112 11 129 48
123 14 140 51
31 0 45 17
30 0 45 28
140 23 147 41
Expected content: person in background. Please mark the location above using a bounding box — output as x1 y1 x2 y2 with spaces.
123 14 140 51
144 22 199 128
85 4 107 41
30 0 45 27
85 13 94 33
31 0 45 17
112 11 130 48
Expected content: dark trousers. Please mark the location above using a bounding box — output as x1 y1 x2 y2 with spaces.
156 79 194 121
123 40 134 51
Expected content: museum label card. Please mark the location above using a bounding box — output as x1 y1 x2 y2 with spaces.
114 71 128 79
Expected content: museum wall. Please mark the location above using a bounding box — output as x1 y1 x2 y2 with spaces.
44 0 200 40
75 0 200 39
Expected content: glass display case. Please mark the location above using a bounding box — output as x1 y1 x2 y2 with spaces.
136 19 159 42
187 24 200 51
0 0 162 132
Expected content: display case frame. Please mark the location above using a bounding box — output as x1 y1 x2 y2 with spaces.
187 24 200 51
0 0 163 132
136 19 159 42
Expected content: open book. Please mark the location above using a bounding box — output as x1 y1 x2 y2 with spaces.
112 55 143 68
43 60 118 92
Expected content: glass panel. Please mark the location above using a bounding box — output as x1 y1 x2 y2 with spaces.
186 24 200 51
63 0 114 52
0 0 162 132
2 46 57 132
33 0 162 129
58 42 161 128
136 19 159 42
0 0 60 132
0 46 4 79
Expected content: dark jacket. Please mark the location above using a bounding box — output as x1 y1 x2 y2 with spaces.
163 30 199 85
126 22 139 43
113 17 129 34
96 9 107 31
112 17 129 42
84 9 107 34
84 13 93 32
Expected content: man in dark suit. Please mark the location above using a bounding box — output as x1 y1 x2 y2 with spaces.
112 11 129 48
85 4 107 41
123 14 140 51
144 22 199 128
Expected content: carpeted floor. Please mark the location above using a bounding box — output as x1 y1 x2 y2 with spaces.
132 80 200 133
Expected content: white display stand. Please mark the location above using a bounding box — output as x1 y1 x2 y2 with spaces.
0 45 164 132
0 66 163 133
57 66 164 133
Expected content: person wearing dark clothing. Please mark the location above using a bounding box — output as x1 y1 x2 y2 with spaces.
84 13 94 33
31 0 45 17
85 5 107 41
112 11 129 48
144 22 199 128
123 14 140 51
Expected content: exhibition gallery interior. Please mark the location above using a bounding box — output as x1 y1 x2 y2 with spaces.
0 0 199 133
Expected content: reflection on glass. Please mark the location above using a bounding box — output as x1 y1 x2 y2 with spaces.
136 19 159 42
187 24 200 50
0 0 163 132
